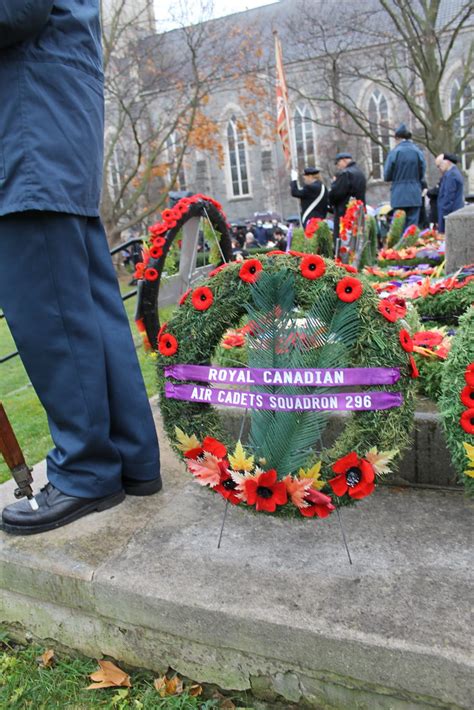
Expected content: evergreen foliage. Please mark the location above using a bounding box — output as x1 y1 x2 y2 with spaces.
439 307 474 495
386 210 406 247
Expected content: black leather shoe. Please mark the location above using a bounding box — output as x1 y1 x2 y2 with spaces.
122 474 162 496
1 483 125 535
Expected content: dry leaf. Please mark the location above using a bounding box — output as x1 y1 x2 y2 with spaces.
153 674 184 697
37 649 55 667
189 683 203 697
228 441 254 472
365 447 399 476
87 660 131 690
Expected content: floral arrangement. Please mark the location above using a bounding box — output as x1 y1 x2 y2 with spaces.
155 252 417 518
386 209 406 247
411 327 454 401
439 307 474 494
134 194 233 347
339 198 365 245
301 219 334 258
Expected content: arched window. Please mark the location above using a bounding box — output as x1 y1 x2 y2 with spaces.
368 89 390 180
166 132 186 190
294 104 316 171
450 79 473 171
227 115 250 197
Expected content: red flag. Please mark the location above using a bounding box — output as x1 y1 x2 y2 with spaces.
274 32 292 170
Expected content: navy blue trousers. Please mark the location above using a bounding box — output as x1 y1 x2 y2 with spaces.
0 212 160 498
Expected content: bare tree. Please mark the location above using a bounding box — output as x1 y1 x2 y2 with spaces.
286 0 473 165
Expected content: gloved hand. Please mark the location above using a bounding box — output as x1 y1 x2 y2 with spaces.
291 169 298 181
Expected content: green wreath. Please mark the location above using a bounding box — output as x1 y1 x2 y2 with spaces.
156 254 417 518
439 306 474 495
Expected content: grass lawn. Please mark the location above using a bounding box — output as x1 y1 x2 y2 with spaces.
0 274 174 484
0 635 225 709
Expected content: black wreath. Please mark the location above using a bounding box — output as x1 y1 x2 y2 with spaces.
136 197 233 348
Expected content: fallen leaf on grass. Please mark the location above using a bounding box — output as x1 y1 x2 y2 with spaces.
87 660 131 689
189 683 203 697
153 674 184 696
36 649 55 667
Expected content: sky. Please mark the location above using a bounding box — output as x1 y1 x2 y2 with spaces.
154 0 278 31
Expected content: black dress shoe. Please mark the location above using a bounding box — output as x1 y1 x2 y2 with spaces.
1 482 125 535
122 474 162 496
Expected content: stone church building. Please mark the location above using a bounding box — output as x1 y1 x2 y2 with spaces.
115 0 473 224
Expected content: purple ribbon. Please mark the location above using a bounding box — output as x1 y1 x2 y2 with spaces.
165 383 403 412
164 364 400 387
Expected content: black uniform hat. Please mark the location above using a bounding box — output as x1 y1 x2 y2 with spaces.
443 152 459 164
395 123 412 139
303 166 321 175
334 152 352 163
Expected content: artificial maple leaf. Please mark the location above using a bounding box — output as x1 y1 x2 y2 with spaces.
284 475 312 508
228 440 254 472
186 452 222 487
189 683 203 697
87 660 131 690
175 426 200 453
365 447 399 476
297 461 325 490
153 675 183 697
463 442 474 478
37 649 55 667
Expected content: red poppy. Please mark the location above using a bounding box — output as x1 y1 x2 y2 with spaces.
149 223 168 237
460 385 474 408
328 452 375 500
161 208 178 223
222 331 245 349
339 246 349 255
409 354 419 378
300 254 326 280
178 288 192 306
266 250 287 256
157 321 167 343
135 318 145 333
239 259 263 283
158 333 178 357
144 268 159 282
460 408 474 435
191 286 214 311
387 296 407 319
214 463 241 505
134 262 145 279
399 329 413 352
378 299 398 322
209 263 228 277
289 250 306 257
336 276 363 302
412 331 443 348
299 489 335 518
243 469 288 512
152 236 166 248
149 246 163 259
465 363 474 387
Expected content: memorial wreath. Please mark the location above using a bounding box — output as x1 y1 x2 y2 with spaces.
154 254 417 518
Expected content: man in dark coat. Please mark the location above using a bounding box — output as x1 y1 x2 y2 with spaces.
435 153 465 233
0 1 162 535
328 153 367 243
290 167 328 227
384 124 426 228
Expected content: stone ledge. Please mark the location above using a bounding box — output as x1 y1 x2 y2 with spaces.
0 410 472 709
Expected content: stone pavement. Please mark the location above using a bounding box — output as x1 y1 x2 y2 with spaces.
1 402 473 709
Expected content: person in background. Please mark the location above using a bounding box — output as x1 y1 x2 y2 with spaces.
290 166 328 228
383 123 426 228
435 153 465 234
427 183 440 227
253 220 268 246
0 1 161 535
328 153 366 243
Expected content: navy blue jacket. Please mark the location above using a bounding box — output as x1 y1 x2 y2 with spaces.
384 140 426 209
0 1 104 217
437 166 464 233
290 178 328 226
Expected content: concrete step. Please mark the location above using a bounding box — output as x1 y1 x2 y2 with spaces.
1 403 472 709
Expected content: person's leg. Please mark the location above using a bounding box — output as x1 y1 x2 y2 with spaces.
404 207 420 228
84 218 160 484
0 211 123 498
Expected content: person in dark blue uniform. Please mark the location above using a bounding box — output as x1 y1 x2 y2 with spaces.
328 152 366 243
384 124 426 228
435 153 465 233
290 167 328 227
0 1 162 535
